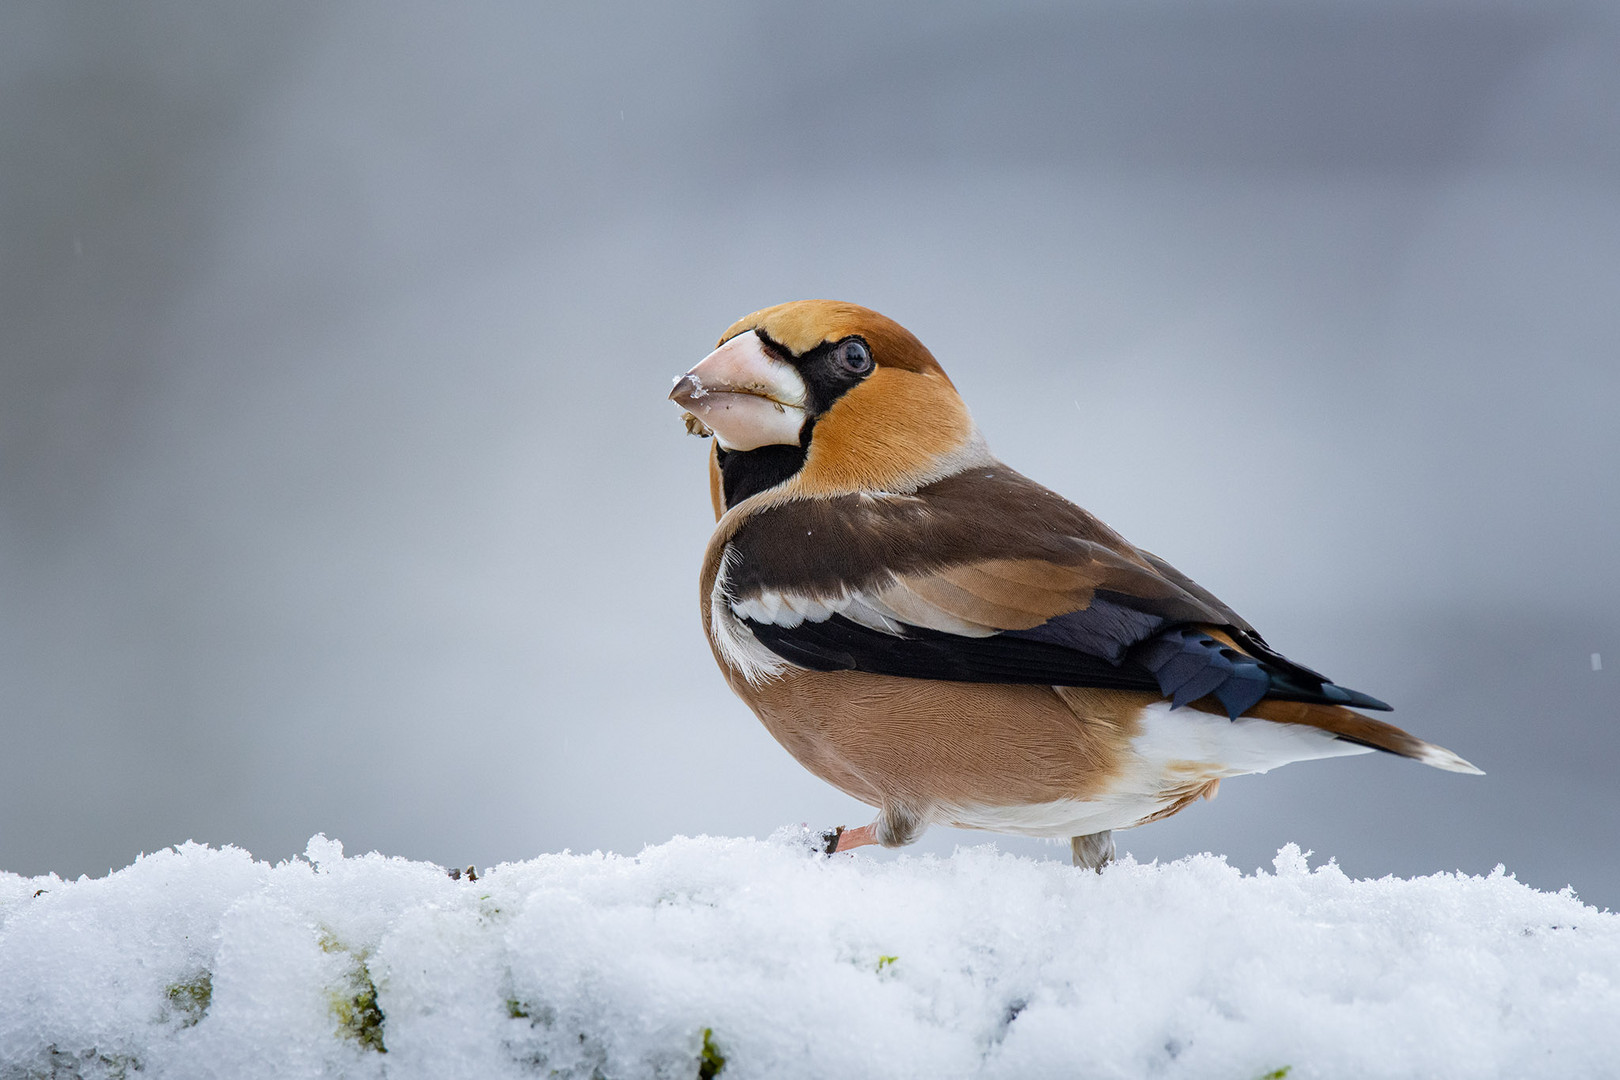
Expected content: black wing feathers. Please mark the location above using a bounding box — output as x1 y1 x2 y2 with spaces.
746 614 1167 693
748 615 1391 719
1134 628 1271 717
1001 592 1166 663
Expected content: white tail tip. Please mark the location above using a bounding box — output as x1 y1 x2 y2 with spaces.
1417 741 1485 775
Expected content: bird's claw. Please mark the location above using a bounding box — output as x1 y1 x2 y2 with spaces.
767 822 847 857
446 864 478 882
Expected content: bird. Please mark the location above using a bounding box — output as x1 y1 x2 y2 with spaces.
668 299 1480 869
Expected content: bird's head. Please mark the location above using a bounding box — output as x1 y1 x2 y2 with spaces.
670 300 985 512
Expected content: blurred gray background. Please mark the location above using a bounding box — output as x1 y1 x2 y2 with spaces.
3 1 1617 905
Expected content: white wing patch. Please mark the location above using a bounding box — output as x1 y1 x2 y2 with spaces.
727 578 1001 640
716 533 1029 683
840 595 907 635
732 590 842 628
710 548 789 685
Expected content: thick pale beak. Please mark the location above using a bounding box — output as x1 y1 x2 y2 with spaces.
670 331 808 451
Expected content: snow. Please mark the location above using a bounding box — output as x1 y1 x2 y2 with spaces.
2 833 1616 1079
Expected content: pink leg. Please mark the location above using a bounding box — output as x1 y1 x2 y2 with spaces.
829 823 880 853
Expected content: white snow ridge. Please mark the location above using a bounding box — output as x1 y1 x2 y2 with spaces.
2 834 1616 1080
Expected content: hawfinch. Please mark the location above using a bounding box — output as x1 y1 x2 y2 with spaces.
670 300 1479 868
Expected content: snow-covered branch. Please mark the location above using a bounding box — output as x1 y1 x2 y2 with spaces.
2 834 1615 1078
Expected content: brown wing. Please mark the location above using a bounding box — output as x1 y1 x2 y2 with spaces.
723 465 1390 718
724 465 1236 638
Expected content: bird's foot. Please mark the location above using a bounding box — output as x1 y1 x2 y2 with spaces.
1070 831 1115 872
822 823 880 855
446 864 479 882
770 822 883 856
770 823 830 855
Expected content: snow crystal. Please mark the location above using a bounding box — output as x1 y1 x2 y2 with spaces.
1 833 1615 1079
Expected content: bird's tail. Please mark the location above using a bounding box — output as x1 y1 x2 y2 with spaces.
1243 700 1484 774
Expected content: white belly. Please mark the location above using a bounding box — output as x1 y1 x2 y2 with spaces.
943 700 1371 837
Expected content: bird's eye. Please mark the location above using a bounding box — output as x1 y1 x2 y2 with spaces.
832 338 873 376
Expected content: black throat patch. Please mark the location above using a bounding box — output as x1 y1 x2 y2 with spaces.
716 441 809 508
